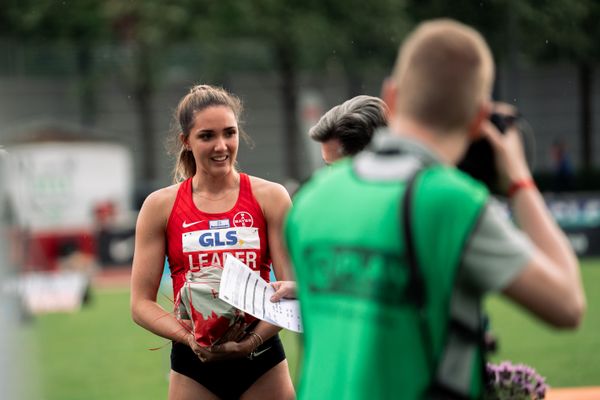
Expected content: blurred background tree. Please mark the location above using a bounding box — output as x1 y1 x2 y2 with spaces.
406 0 600 179
0 0 108 127
102 0 196 182
183 0 409 179
515 0 600 176
0 0 599 188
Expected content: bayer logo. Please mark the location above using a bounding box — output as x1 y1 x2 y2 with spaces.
233 211 254 227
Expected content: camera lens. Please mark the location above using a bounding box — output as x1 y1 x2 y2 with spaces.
458 110 533 195
490 112 519 133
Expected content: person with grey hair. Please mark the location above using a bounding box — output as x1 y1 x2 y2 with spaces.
308 95 388 164
269 95 388 303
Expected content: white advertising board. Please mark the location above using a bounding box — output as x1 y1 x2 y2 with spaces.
3 141 133 232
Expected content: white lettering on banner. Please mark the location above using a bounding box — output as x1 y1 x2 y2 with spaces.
567 233 589 254
182 227 260 252
187 250 258 271
183 227 261 272
246 251 256 265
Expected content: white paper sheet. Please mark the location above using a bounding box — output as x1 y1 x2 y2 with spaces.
219 255 303 333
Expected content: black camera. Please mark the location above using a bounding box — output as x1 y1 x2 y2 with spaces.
457 111 533 195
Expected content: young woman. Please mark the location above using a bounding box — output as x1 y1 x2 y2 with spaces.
130 84 295 400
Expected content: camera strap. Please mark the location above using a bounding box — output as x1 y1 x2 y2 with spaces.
401 169 486 400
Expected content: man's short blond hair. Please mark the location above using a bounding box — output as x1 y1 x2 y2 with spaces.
392 19 495 132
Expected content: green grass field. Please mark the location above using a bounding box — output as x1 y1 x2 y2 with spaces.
486 258 600 387
24 259 599 399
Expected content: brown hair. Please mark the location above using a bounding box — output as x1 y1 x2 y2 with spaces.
392 19 494 132
169 84 251 182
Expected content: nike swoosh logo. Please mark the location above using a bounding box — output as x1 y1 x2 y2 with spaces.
182 220 204 228
251 346 272 358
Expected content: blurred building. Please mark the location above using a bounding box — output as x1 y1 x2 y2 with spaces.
3 123 134 271
2 124 136 314
2 41 598 195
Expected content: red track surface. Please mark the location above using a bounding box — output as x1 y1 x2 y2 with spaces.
547 387 600 399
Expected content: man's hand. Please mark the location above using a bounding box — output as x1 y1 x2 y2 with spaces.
270 281 297 302
480 103 531 194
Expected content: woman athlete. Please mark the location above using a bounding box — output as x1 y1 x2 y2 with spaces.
130 84 295 400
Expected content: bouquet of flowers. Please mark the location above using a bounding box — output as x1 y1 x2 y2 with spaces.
485 361 548 400
177 267 245 347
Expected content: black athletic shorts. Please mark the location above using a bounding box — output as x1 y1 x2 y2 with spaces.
171 335 286 399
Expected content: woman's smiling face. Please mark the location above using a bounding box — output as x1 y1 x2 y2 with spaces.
185 105 239 178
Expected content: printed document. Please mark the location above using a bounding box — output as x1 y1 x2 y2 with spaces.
219 255 303 333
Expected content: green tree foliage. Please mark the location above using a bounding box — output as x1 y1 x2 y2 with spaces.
102 0 199 182
187 0 410 180
1 0 411 181
514 0 600 170
4 1 596 179
0 0 199 181
0 0 107 41
405 0 517 62
514 0 596 62
405 0 600 171
0 0 108 126
201 0 316 180
296 0 410 95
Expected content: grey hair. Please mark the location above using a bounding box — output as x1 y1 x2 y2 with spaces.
308 95 388 156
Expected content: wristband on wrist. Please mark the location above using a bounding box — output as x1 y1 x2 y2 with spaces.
507 178 536 198
254 332 264 345
246 332 264 359
186 333 195 346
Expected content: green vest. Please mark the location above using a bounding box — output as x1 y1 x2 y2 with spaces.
285 156 488 399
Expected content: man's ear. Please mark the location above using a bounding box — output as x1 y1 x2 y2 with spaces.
381 77 397 120
468 101 491 140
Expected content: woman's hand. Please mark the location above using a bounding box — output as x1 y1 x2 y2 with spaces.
193 339 254 363
187 317 255 362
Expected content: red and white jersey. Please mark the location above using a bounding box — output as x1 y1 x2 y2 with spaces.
166 173 271 345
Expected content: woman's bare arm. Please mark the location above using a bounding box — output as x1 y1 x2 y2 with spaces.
130 187 191 344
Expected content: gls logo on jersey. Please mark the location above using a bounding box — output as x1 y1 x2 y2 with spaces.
199 230 236 246
182 227 260 252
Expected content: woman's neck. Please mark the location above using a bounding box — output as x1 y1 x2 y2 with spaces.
192 170 240 196
190 172 240 211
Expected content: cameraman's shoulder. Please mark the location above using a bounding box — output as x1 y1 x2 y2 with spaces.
420 166 489 206
294 159 350 199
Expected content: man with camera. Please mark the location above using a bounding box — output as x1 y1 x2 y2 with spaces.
284 19 585 399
